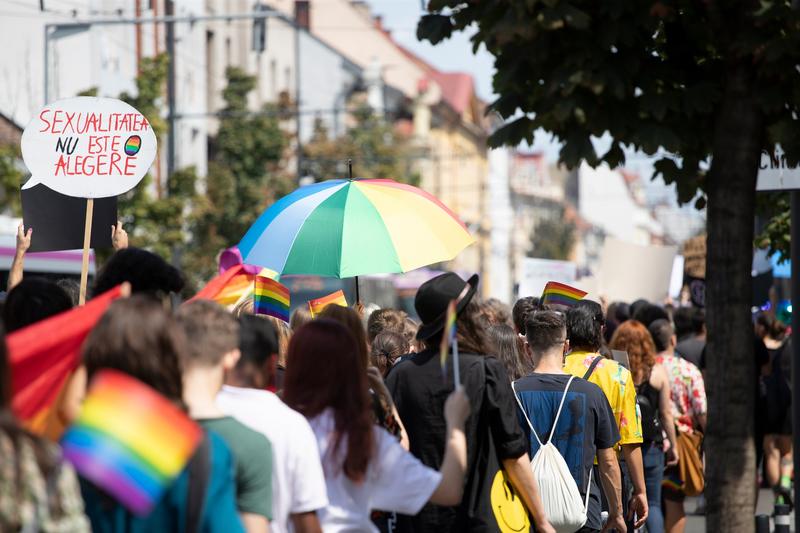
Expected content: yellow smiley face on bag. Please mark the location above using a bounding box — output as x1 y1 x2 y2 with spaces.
490 469 531 532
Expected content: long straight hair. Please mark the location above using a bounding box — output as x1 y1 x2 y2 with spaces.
283 320 375 482
488 324 531 380
424 300 495 355
318 305 370 370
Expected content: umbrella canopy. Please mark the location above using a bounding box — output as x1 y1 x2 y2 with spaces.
238 179 474 278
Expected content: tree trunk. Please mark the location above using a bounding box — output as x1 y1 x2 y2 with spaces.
705 62 763 532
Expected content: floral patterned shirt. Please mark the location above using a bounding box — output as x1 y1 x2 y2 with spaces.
564 351 643 445
656 352 707 434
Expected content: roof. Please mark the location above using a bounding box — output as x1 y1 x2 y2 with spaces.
392 39 483 116
0 112 24 146
428 71 474 115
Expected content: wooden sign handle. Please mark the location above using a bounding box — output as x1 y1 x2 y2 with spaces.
78 198 94 305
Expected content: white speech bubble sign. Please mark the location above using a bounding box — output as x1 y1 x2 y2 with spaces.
20 97 157 198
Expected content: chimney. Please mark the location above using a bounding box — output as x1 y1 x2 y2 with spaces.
374 15 382 30
295 0 310 31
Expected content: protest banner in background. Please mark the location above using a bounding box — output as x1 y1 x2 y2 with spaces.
20 97 156 198
598 238 678 303
20 97 157 303
22 184 116 253
517 257 577 300
682 234 706 279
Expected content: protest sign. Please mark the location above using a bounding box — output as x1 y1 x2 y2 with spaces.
756 145 800 191
598 238 678 303
516 258 577 300
20 97 157 304
20 97 156 198
682 234 706 279
21 184 116 253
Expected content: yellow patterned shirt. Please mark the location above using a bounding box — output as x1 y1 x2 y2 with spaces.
564 351 643 445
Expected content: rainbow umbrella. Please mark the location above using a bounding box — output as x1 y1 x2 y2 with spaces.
238 179 474 280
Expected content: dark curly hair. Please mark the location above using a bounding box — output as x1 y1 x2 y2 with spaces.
92 248 184 297
3 278 73 332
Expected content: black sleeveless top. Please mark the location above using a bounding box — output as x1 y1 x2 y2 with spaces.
636 378 663 444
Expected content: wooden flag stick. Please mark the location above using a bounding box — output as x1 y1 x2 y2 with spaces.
78 198 94 306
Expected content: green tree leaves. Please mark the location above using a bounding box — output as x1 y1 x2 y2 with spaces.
184 67 291 285
528 208 576 261
302 104 421 186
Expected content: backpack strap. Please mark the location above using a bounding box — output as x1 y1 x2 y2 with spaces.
583 356 603 380
512 376 576 446
583 466 593 512
548 376 575 445
512 380 543 446
186 434 211 533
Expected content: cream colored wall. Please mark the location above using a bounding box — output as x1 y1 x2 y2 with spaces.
267 0 430 100
420 125 490 296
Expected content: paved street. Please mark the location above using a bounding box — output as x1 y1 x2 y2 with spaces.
683 490 794 532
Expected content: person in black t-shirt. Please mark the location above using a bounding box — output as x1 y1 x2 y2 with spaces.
513 309 624 533
386 272 554 533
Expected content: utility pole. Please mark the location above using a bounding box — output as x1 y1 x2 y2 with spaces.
294 19 302 180
165 0 176 190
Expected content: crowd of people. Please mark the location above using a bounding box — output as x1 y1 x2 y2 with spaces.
0 233 792 533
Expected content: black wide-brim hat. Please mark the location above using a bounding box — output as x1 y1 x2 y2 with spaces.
415 272 479 341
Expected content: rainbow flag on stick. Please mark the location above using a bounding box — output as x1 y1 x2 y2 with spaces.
254 276 290 323
439 300 460 386
540 281 587 308
61 370 203 516
189 264 280 308
308 290 348 317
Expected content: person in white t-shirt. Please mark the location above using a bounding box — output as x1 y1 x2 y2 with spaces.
282 319 470 533
217 315 327 533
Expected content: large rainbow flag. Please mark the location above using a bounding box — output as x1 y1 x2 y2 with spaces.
61 370 202 515
189 264 278 307
308 290 348 317
254 276 290 323
9 284 127 440
540 281 587 308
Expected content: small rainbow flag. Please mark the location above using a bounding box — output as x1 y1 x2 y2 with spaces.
308 290 348 317
439 300 457 374
540 281 587 308
254 275 290 323
61 370 203 516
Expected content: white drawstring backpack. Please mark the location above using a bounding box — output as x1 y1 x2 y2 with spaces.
512 376 591 533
